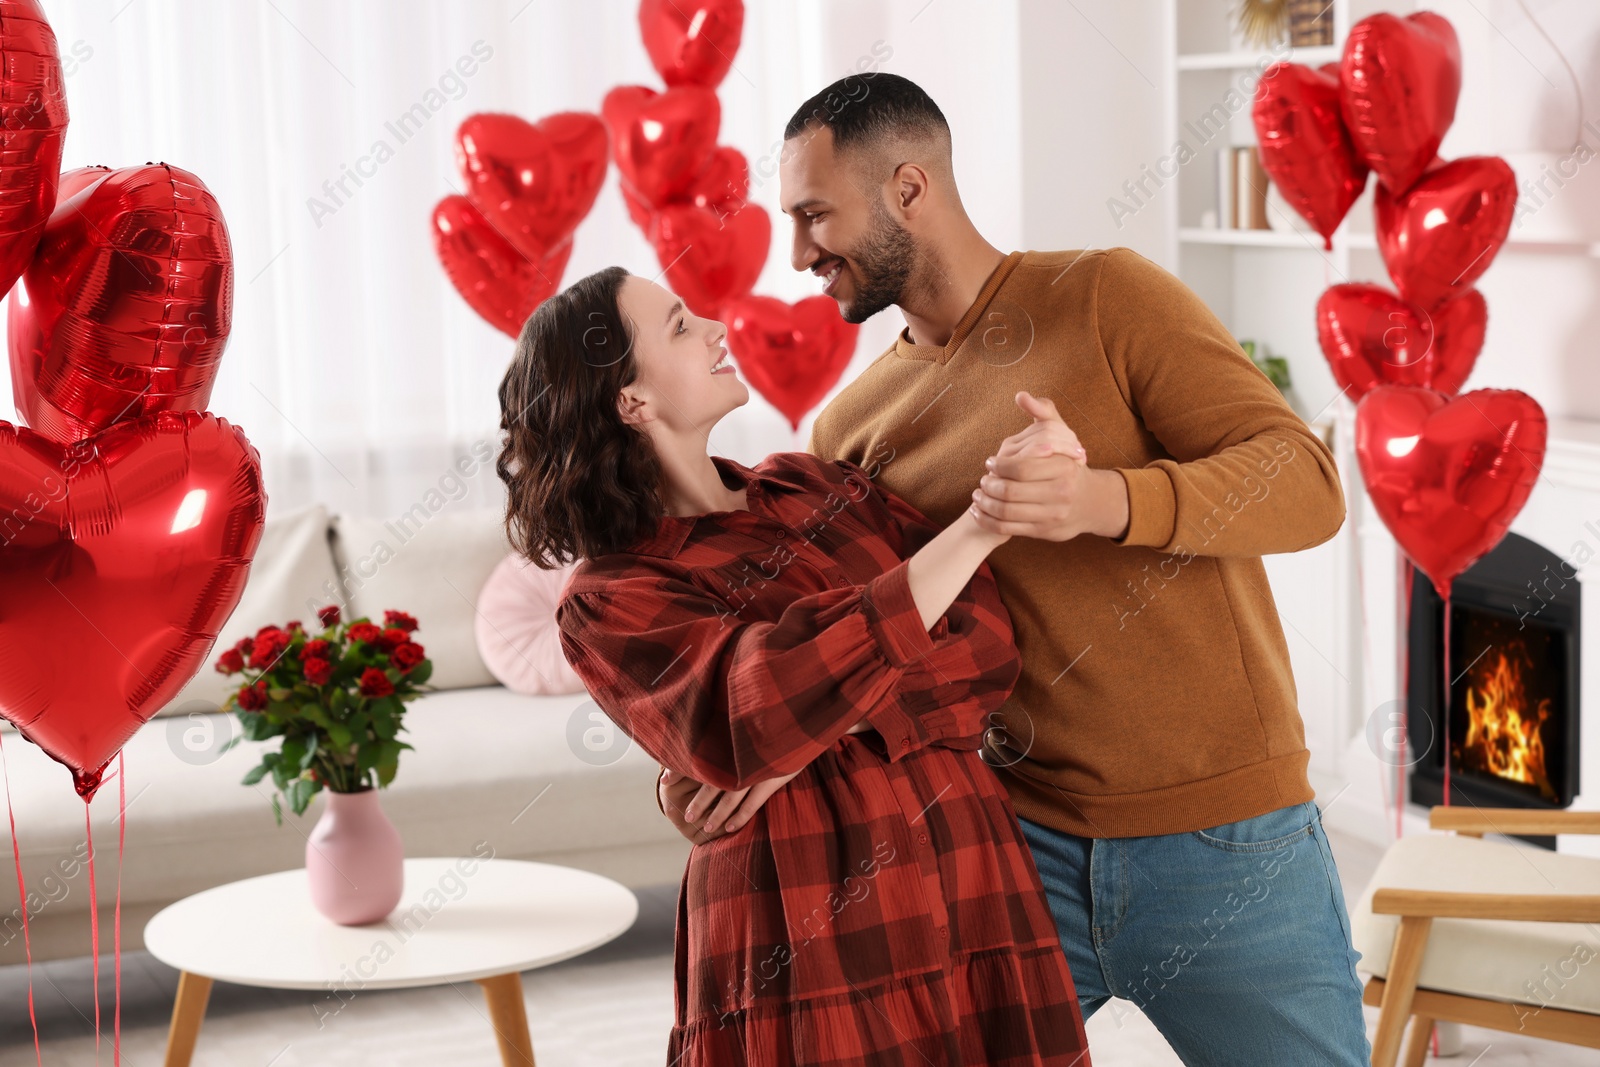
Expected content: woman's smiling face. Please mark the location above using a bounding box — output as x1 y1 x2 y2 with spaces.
614 275 747 435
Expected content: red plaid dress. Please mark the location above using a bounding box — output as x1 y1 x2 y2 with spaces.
557 451 1090 1066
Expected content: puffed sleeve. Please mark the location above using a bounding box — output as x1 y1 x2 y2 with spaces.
832 460 1023 760
557 554 943 793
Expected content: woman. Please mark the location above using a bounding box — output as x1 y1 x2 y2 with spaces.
497 265 1090 1065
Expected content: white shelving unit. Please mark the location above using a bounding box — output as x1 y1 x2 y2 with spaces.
1175 226 1371 249
1176 44 1341 70
1163 0 1600 842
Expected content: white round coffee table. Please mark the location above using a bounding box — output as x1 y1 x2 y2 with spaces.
144 857 637 1067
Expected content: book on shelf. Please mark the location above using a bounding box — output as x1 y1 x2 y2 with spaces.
1216 147 1234 229
1215 146 1272 231
1235 146 1270 230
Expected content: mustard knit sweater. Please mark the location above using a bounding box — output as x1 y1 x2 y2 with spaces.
809 247 1345 838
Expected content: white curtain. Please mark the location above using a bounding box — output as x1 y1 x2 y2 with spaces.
11 0 1024 520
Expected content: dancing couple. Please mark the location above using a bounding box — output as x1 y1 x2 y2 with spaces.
497 73 1371 1066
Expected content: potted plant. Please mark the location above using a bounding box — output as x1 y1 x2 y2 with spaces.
215 604 433 924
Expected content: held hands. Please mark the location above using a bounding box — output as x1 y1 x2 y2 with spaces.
969 391 1131 542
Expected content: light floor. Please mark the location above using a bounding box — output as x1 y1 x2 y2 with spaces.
1 828 1589 1065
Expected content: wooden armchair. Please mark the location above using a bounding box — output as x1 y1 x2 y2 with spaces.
1351 807 1600 1067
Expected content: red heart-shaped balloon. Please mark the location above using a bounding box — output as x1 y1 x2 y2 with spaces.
723 294 859 429
432 195 573 339
1354 386 1545 598
1340 12 1461 194
1252 62 1368 249
1375 156 1517 311
686 145 750 216
8 164 234 445
454 111 607 260
1316 284 1485 399
619 145 749 234
0 0 68 302
621 182 655 233
0 411 266 796
638 0 745 89
651 201 769 319
602 85 720 208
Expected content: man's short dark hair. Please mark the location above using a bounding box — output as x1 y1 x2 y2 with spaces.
783 71 949 150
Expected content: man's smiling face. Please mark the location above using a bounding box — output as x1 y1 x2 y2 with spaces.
779 124 914 325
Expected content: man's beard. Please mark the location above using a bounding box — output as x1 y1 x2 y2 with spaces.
838 198 918 324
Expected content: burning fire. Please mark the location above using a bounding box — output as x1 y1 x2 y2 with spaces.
1457 649 1556 801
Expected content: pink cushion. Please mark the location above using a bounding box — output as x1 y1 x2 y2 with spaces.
473 552 587 695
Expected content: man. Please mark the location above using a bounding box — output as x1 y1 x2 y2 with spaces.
658 73 1371 1063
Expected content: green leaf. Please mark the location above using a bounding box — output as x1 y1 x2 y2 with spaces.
1260 355 1292 392
330 688 349 714
370 698 400 740
375 739 403 787
280 736 307 772
236 712 279 742
326 722 352 749
299 734 319 771
407 660 433 685
271 793 283 827
240 761 271 786
218 734 242 755
288 777 317 815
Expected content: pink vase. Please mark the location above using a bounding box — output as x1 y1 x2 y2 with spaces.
305 789 405 925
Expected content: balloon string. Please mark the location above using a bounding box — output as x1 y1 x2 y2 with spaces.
1513 0 1586 151
1351 515 1380 819
1399 559 1414 840
0 731 43 1066
1442 594 1453 807
115 751 125 1065
86 802 101 1057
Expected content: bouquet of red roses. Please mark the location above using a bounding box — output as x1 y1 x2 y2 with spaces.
215 604 433 823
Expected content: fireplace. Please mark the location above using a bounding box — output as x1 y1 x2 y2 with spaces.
1406 532 1582 849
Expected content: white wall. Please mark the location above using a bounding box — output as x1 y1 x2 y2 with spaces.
1016 0 1172 261
1423 0 1600 422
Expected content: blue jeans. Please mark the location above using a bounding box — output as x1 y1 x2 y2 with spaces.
1018 799 1371 1066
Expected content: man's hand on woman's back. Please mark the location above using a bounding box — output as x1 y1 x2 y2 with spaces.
658 765 800 841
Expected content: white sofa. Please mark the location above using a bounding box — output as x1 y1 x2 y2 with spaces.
0 504 689 966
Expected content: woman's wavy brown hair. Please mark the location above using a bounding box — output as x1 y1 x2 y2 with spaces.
496 266 664 568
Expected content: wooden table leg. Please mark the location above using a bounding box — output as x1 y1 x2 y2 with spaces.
162 971 213 1067
476 972 535 1066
